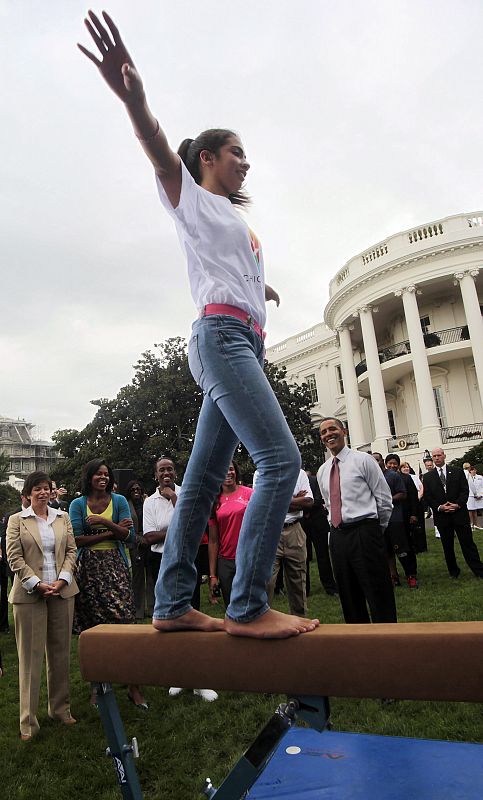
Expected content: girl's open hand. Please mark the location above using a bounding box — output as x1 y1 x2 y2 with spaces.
78 10 144 105
265 284 280 307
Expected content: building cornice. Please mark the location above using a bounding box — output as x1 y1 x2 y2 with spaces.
268 335 338 366
324 237 483 330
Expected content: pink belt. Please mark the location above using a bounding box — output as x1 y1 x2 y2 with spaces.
199 303 266 340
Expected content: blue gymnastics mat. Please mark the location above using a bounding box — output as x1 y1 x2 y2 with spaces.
249 727 483 799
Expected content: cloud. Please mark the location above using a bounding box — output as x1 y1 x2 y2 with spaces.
2 0 483 437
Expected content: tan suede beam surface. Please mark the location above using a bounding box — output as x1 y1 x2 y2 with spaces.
78 621 483 702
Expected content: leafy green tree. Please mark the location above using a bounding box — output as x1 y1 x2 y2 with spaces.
0 484 21 519
450 440 483 472
52 338 322 492
0 451 10 482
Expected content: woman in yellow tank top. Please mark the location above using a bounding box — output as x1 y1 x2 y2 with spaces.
69 458 147 708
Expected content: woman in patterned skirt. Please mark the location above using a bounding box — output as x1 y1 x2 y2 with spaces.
69 458 147 708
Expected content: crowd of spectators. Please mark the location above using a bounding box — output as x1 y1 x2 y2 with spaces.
1 427 482 739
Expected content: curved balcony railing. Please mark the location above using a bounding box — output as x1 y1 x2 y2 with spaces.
422 325 470 348
328 211 483 298
355 326 471 376
441 423 483 444
379 340 411 362
388 433 419 451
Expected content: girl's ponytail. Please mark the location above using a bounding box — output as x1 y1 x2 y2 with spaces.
177 138 194 165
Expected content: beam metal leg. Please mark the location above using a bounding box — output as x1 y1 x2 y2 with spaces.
94 682 144 800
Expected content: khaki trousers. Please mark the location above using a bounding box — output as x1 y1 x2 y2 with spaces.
13 594 74 736
268 521 307 616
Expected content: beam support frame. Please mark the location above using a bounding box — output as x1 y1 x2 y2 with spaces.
202 695 330 799
94 681 144 800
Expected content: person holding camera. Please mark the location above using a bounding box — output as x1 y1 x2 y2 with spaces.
49 482 69 511
208 462 253 607
123 479 153 621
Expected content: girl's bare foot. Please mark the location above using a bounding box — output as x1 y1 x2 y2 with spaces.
224 608 320 639
152 609 224 632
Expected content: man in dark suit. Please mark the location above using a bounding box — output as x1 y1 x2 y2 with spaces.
49 481 69 512
423 447 483 579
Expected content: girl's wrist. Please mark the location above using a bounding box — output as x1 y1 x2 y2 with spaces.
124 90 146 110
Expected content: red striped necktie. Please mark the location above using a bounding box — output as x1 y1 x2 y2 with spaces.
329 457 342 528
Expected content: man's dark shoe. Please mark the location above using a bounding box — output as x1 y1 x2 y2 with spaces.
450 568 461 579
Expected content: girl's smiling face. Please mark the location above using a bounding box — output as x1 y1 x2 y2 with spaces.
201 136 250 196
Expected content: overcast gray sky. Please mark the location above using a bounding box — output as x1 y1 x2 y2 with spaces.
2 0 483 440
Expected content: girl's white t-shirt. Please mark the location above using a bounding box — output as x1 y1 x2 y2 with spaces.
156 161 266 329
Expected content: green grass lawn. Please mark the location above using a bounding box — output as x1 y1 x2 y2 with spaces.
0 528 482 799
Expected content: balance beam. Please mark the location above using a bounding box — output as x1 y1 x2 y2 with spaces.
79 622 483 799
79 621 483 702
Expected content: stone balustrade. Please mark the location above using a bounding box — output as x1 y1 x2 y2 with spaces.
329 211 483 298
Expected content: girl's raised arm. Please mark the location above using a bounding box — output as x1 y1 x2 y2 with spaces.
78 10 181 206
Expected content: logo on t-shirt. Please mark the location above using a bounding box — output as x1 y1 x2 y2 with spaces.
248 228 261 273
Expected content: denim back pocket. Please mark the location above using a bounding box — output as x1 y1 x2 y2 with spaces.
188 334 204 386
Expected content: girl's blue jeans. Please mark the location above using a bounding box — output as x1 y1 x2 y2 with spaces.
153 315 301 623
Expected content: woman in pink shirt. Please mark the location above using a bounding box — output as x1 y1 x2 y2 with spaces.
208 463 253 606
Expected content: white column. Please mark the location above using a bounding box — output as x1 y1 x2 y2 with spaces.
337 325 366 448
357 305 391 452
396 286 441 450
454 269 483 402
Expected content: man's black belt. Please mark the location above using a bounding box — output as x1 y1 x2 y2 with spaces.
330 518 379 531
283 520 299 529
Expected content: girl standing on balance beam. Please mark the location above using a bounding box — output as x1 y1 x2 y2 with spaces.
79 11 319 639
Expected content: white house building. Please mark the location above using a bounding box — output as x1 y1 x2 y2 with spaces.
267 211 483 467
0 415 62 490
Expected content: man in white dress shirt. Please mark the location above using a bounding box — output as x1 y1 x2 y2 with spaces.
144 457 219 702
143 458 180 585
317 418 396 624
265 468 314 617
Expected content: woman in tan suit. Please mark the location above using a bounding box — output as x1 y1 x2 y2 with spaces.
6 471 78 741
